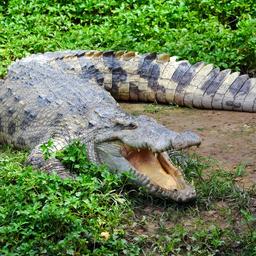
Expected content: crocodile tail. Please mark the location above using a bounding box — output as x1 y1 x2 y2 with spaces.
78 50 255 112
17 50 256 112
157 55 256 112
108 52 256 112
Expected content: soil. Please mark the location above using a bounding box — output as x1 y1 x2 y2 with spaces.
121 103 256 188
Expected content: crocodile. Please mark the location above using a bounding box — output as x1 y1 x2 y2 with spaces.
0 50 255 202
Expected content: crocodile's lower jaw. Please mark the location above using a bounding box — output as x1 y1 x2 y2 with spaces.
121 146 187 192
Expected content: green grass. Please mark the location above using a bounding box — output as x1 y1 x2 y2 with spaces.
0 145 255 255
1 0 256 77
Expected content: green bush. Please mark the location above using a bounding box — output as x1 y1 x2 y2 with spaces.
1 0 256 77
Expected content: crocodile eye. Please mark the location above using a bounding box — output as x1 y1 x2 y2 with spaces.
113 118 138 130
128 122 137 129
115 122 137 130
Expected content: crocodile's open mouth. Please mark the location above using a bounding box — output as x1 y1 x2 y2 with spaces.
96 140 196 201
121 145 186 191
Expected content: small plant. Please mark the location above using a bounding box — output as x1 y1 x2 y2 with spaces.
40 139 55 160
41 140 92 174
41 139 133 189
234 163 246 177
169 151 206 181
144 104 164 113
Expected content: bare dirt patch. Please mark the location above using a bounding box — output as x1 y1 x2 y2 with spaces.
121 103 256 188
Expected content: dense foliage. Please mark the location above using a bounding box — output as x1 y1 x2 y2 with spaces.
1 0 256 77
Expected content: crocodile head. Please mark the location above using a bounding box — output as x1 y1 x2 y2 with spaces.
94 115 201 202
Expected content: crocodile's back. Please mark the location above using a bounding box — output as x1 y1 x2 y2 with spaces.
0 55 119 148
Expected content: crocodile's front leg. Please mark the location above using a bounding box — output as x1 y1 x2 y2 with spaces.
26 115 90 178
27 137 75 179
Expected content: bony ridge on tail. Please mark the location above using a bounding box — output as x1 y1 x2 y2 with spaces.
0 50 255 202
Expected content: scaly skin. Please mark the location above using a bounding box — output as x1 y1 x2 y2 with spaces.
0 50 254 202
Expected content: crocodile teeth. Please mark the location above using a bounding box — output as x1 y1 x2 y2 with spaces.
137 149 140 152
154 153 158 158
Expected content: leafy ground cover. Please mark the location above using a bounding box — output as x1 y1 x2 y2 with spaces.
0 143 255 255
1 0 256 77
